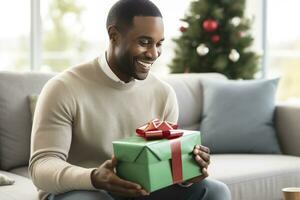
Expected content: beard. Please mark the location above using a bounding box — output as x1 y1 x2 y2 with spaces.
115 50 135 79
115 50 149 81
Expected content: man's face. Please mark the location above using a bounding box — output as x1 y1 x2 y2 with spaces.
114 16 164 81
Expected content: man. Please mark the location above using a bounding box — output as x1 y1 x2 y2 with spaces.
29 0 231 200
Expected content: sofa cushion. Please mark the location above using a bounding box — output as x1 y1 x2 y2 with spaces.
0 72 55 170
200 78 281 153
161 73 226 129
209 154 300 200
0 170 38 200
9 166 30 178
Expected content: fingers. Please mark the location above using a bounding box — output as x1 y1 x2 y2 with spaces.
100 170 149 197
202 167 209 178
108 184 149 197
193 148 210 163
110 173 142 190
193 145 211 168
101 159 141 190
108 174 149 197
195 145 210 154
194 149 210 163
94 158 149 197
195 154 209 168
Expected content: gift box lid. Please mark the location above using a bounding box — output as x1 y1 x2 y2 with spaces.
113 130 200 164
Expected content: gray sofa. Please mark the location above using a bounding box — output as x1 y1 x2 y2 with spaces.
1 71 300 200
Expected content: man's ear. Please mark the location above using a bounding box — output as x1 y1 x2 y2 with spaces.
107 25 120 44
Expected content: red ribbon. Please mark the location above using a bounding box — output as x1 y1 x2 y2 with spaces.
136 119 183 184
136 119 183 140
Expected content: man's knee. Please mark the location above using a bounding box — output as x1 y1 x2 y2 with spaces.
48 190 114 200
201 178 231 200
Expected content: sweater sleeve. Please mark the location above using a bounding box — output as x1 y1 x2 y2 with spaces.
29 77 97 194
163 85 179 124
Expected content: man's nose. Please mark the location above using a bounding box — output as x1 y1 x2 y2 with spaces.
145 46 160 60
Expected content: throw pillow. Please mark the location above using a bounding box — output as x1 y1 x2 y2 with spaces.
200 78 281 154
28 94 39 121
0 173 15 186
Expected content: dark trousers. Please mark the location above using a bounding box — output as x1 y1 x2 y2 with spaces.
48 178 231 200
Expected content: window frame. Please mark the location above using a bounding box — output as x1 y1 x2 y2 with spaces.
30 0 42 71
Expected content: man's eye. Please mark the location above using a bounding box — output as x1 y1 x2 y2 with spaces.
139 39 150 45
157 42 163 47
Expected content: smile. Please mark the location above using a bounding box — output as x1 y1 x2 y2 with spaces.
137 60 153 70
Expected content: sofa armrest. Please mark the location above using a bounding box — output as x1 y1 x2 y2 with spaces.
275 103 300 156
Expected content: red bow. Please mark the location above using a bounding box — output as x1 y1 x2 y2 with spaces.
136 119 183 140
136 119 183 184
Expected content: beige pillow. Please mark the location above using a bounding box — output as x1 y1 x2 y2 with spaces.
0 173 15 186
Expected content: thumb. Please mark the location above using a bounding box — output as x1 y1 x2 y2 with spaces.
105 155 118 169
111 155 118 167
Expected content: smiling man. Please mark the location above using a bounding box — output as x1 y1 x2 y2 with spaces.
106 16 164 82
29 0 231 200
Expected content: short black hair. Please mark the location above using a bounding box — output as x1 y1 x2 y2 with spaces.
106 0 162 33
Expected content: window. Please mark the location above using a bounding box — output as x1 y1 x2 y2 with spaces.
0 0 30 71
267 0 300 102
40 0 92 72
39 0 190 73
1 0 299 102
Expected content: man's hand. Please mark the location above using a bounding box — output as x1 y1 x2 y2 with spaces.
91 156 149 197
186 145 210 184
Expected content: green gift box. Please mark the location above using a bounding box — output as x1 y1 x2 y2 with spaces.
112 130 201 192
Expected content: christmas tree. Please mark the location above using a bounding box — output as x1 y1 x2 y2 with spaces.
169 0 259 79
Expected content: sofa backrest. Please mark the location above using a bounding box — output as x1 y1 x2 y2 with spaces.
162 73 227 130
0 72 55 170
0 71 226 170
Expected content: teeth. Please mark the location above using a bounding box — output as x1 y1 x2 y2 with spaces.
137 60 152 68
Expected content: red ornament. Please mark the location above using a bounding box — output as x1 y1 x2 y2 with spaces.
211 34 220 43
203 19 219 32
179 26 186 32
